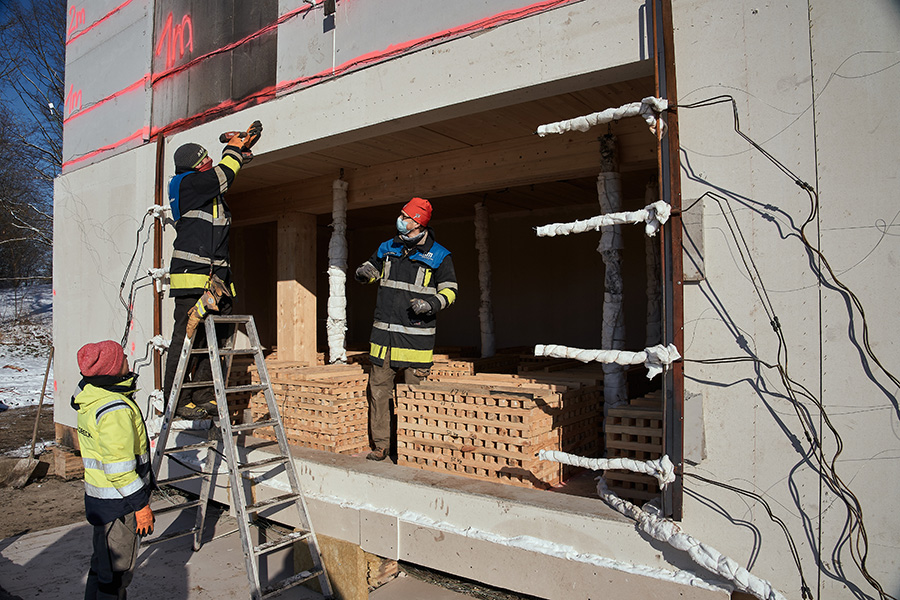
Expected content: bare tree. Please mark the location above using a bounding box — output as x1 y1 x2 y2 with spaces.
0 0 65 285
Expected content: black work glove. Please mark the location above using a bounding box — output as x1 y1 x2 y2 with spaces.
355 263 379 282
410 298 434 315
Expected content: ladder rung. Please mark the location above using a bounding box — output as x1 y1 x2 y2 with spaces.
153 499 203 515
141 528 198 546
208 315 251 324
247 493 301 512
157 471 211 486
225 383 268 394
188 347 258 356
181 381 213 389
163 441 215 453
231 419 279 433
253 530 312 556
261 569 323 598
237 455 287 473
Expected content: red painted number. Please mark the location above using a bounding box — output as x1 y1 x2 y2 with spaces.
67 6 86 37
155 12 193 69
65 85 82 118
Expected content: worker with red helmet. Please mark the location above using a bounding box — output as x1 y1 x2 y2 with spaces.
355 197 458 461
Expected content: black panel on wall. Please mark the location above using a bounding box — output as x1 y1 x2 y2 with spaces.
152 0 278 128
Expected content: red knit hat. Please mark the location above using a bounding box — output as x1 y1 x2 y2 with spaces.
402 197 432 227
77 341 126 377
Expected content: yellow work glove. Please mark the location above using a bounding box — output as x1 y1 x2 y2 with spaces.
135 504 155 536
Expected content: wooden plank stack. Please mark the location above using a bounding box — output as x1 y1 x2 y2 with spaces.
603 391 663 503
395 372 603 489
247 362 370 455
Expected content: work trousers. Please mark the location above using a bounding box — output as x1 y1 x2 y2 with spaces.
368 356 430 451
84 513 138 600
163 295 233 408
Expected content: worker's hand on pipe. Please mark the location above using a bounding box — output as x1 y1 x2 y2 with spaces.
410 298 433 315
135 504 155 536
355 263 379 282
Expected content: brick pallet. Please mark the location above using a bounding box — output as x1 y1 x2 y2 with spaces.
603 400 663 503
396 374 603 489
248 362 369 455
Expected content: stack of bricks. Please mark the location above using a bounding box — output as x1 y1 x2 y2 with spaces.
395 372 603 489
247 362 370 455
603 391 663 503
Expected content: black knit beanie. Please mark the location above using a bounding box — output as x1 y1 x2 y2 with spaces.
174 143 208 174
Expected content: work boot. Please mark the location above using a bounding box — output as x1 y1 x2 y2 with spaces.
175 402 210 420
366 448 388 461
197 400 219 417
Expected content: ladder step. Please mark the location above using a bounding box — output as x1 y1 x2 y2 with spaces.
157 471 211 486
153 499 203 515
261 569 323 599
253 530 312 556
163 441 216 453
238 455 288 473
247 493 301 512
225 383 268 394
208 315 251 324
231 419 279 433
189 347 258 356
141 528 198 547
181 381 213 389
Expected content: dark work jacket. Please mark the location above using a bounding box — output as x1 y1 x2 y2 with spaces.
168 147 243 297
360 229 458 369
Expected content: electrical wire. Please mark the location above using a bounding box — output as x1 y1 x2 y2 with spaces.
685 472 812 600
675 95 897 600
119 211 154 347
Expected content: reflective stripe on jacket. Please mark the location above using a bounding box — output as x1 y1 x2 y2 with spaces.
362 229 457 369
73 375 152 526
168 150 242 297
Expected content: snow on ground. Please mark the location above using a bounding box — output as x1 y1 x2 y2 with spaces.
0 283 53 411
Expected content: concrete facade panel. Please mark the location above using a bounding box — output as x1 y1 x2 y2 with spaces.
53 144 160 428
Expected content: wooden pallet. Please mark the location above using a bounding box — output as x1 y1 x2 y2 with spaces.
604 400 663 503
396 376 603 489
248 362 369 455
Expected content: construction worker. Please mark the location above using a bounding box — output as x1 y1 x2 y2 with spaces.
355 197 458 461
163 122 261 419
72 340 153 600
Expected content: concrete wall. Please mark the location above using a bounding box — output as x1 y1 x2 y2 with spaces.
675 0 900 598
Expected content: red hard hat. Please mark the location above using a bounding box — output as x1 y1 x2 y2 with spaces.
402 197 432 227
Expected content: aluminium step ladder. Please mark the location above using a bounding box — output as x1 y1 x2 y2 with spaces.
145 314 333 600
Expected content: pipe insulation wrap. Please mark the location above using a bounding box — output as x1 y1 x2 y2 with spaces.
597 148 627 408
535 200 671 238
540 451 787 600
326 179 349 364
539 450 676 487
534 343 681 379
536 97 668 137
474 203 496 357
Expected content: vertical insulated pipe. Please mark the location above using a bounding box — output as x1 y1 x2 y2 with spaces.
474 203 496 357
326 179 349 364
645 181 662 347
598 134 627 409
152 136 165 392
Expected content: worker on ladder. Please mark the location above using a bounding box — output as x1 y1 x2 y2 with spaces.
163 121 262 419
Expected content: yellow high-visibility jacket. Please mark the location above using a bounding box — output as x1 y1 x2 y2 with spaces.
72 375 152 526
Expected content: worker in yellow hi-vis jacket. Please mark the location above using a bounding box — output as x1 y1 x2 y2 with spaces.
354 197 458 461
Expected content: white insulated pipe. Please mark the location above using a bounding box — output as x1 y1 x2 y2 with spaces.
534 343 680 380
536 97 668 137
326 179 349 364
474 203 496 357
534 200 671 238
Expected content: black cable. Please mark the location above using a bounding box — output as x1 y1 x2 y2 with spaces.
119 211 154 347
685 472 813 600
677 96 896 600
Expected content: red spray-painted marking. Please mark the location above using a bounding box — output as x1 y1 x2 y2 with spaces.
53 380 58 392
131 342 136 354
66 0 135 45
155 12 194 70
62 126 150 170
67 6 86 38
65 85 83 119
65 0 581 166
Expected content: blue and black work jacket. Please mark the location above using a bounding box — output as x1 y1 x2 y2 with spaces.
167 146 243 297
71 374 152 526
360 229 458 369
